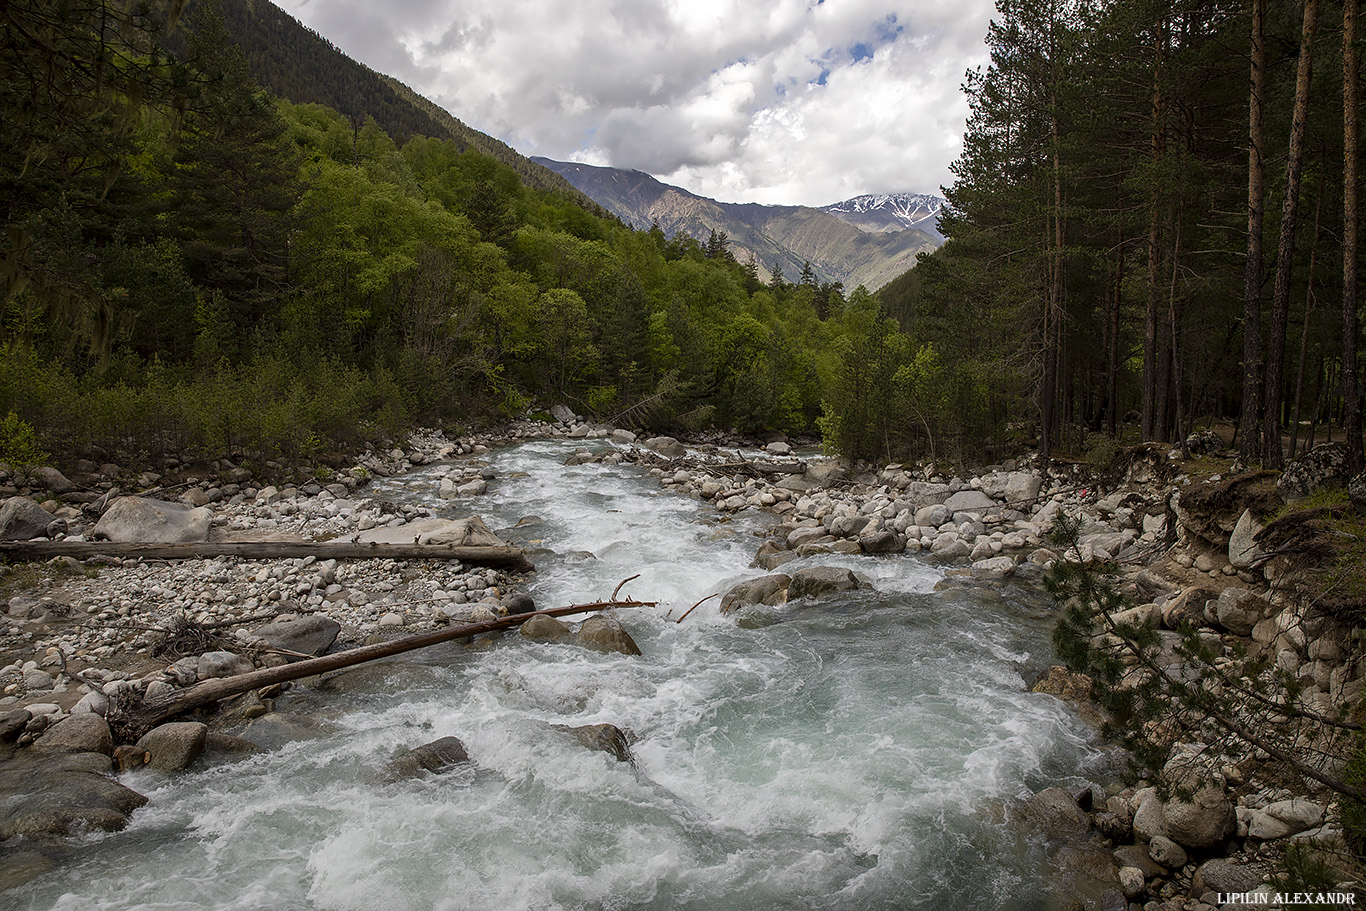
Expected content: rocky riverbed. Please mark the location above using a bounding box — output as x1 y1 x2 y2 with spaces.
0 416 1363 908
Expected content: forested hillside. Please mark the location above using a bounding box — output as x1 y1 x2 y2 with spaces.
0 0 902 471
871 0 1364 469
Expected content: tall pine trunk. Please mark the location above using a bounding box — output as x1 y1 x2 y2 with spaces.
1239 0 1267 462
1143 17 1168 442
1345 0 1362 472
1263 0 1319 468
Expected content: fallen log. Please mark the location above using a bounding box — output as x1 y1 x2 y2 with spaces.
108 598 653 742
0 540 534 572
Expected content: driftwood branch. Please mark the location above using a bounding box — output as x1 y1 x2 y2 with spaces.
109 599 653 742
676 593 717 624
0 540 534 572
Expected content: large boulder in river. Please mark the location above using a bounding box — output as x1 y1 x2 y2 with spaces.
251 614 340 658
555 723 633 762
35 713 113 755
384 736 470 779
0 496 56 540
93 496 211 544
720 574 791 614
520 614 572 642
787 566 860 601
1021 787 1092 839
575 615 642 655
0 751 146 841
135 722 208 772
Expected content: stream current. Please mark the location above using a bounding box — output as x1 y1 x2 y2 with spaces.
23 439 1108 911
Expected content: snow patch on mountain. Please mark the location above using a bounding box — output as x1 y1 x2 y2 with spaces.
820 193 945 240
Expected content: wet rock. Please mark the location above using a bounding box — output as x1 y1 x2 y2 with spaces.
1145 835 1187 869
501 593 537 615
0 846 57 892
252 614 340 658
1054 843 1118 881
238 713 329 750
1021 787 1091 839
35 714 112 755
720 574 791 614
93 496 211 543
787 566 859 601
929 534 970 560
197 651 255 680
384 736 470 779
0 751 145 841
113 745 149 771
556 723 632 763
520 614 572 642
135 722 208 772
0 496 56 541
203 733 266 760
0 710 31 741
575 615 642 656
1030 666 1092 701
1113 844 1166 879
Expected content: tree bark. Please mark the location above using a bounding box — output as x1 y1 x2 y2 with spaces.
0 540 534 572
1345 0 1362 472
1263 0 1320 468
109 599 648 741
1143 16 1168 442
1239 0 1267 463
1289 188 1324 458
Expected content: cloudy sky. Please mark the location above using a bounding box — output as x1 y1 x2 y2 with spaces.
279 0 997 206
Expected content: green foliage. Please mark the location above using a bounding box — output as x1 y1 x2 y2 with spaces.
0 411 48 478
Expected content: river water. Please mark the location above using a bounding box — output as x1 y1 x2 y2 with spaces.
22 439 1108 911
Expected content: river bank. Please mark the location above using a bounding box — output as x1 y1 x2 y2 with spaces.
0 417 1361 909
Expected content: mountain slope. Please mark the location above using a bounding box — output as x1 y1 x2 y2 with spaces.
214 0 597 202
535 159 938 290
820 194 945 241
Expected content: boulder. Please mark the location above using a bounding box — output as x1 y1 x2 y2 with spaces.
970 556 1016 579
1030 666 1092 701
32 467 74 494
384 736 470 778
642 436 687 459
1112 844 1167 879
914 504 951 528
0 751 146 841
1004 472 1044 506
787 566 860 601
1161 586 1217 630
556 723 633 763
929 534 970 560
135 722 208 771
1214 588 1266 637
1191 859 1264 897
0 496 56 541
1021 787 1091 839
93 496 211 544
720 574 791 614
1227 509 1268 569
858 530 904 554
1131 790 1167 843
251 614 340 658
1277 442 1350 503
1163 783 1236 850
806 461 849 486
550 404 577 423
501 593 537 615
197 651 255 680
1247 799 1325 840
1145 835 1187 869
238 713 329 750
417 516 503 547
575 615 642 655
944 490 996 512
36 714 113 755
520 614 572 642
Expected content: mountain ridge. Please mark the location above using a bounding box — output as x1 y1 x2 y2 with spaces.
534 158 941 290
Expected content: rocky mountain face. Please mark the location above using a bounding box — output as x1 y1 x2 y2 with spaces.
819 193 945 241
533 159 941 291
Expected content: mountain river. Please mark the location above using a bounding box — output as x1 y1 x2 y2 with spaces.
22 438 1110 910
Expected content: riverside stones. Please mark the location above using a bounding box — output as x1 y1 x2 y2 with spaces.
36 714 113 755
135 722 208 771
642 436 686 459
197 651 255 679
93 496 212 544
1246 799 1325 840
0 496 56 541
1021 787 1092 838
1214 588 1266 637
787 566 859 601
1227 509 1268 569
252 614 341 657
0 751 146 841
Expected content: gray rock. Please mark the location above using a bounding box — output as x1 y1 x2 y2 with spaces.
32 466 75 494
93 496 212 544
0 751 146 841
1191 859 1263 896
135 722 208 771
970 556 1016 578
417 516 504 547
252 614 340 658
858 530 904 554
1228 509 1268 569
720 574 791 614
1112 844 1166 878
556 723 632 763
642 436 687 459
520 614 572 642
550 404 577 423
914 504 951 528
575 615 642 655
1161 586 1217 630
0 496 56 540
1004 471 1043 506
36 714 113 755
787 566 860 601
1278 442 1350 503
71 691 109 716
197 650 255 680
501 593 537 615
1214 588 1266 637
944 490 996 512
806 461 849 485
0 709 31 741
1163 783 1236 850
1131 790 1167 842
238 713 329 750
929 533 970 560
1145 834 1187 869
1020 787 1091 838
384 736 470 778
1117 866 1145 900
1247 799 1325 840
